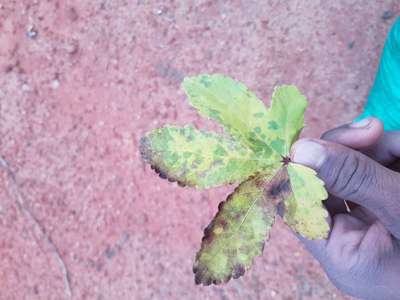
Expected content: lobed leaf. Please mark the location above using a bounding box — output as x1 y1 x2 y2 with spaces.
183 75 307 158
183 74 280 161
140 125 275 189
194 170 292 285
140 74 331 287
284 163 330 239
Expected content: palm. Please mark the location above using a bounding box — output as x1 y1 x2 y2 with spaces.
327 204 393 266
294 123 400 299
313 162 400 300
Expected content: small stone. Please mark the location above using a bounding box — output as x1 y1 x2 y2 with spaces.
51 79 60 89
65 41 79 55
104 246 116 259
154 8 163 15
382 10 394 20
21 83 31 92
27 25 38 39
347 41 355 49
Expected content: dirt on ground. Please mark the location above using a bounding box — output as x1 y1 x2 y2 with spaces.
0 1 399 299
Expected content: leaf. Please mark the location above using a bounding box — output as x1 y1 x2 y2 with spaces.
183 75 307 157
183 74 279 161
194 171 290 285
284 163 330 239
140 125 274 189
140 74 331 286
266 85 307 155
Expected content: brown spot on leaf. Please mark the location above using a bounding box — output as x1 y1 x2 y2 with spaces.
217 200 226 210
194 175 274 286
232 264 246 279
267 179 290 198
219 219 227 229
139 137 189 187
212 278 222 285
194 265 210 285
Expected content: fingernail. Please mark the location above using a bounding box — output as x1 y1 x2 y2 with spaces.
350 118 372 128
292 139 326 169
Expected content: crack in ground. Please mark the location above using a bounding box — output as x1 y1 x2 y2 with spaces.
0 156 72 299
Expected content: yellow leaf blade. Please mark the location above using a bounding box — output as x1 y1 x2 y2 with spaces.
285 163 330 239
193 173 279 285
140 125 276 189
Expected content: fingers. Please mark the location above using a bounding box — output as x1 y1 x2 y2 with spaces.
321 117 400 165
321 118 384 149
363 131 400 165
291 139 400 239
296 214 364 267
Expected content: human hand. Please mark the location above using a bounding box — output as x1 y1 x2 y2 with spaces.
291 118 400 300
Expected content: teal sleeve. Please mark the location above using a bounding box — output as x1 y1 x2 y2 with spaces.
355 18 400 130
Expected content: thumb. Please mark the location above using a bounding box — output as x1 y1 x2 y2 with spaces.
291 139 400 238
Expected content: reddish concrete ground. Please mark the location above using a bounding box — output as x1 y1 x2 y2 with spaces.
1 1 399 299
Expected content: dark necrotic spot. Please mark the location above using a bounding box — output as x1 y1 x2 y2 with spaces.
212 278 222 285
267 179 290 198
218 200 226 211
232 264 245 279
151 165 167 179
218 219 227 229
194 265 212 285
202 222 216 244
148 163 187 187
158 171 168 179
203 277 212 286
177 181 186 187
192 265 198 273
194 274 202 285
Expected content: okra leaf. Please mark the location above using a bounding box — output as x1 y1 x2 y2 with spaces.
285 163 330 239
194 170 291 285
140 125 275 189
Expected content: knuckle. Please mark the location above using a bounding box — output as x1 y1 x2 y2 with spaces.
322 151 376 199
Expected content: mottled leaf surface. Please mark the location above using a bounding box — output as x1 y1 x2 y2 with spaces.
140 125 274 189
285 163 330 239
183 74 279 161
265 85 307 155
183 75 307 157
140 74 331 286
194 173 285 285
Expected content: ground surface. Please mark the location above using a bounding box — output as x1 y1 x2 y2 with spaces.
0 1 399 299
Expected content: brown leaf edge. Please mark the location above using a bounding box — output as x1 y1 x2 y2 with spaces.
139 135 190 187
193 174 282 286
140 134 241 189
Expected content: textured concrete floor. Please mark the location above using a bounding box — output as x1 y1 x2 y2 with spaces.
0 1 399 299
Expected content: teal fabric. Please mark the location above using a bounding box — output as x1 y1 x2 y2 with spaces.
355 18 400 130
